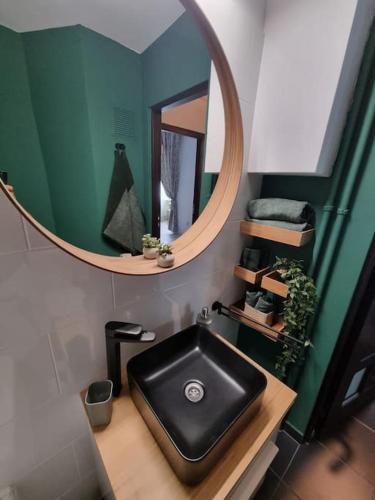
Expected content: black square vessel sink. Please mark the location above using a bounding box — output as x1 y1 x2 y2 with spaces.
127 325 267 484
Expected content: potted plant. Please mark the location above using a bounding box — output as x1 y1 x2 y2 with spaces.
157 243 175 268
142 234 160 259
273 257 318 380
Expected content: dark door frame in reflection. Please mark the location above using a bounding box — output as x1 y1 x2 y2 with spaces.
151 81 209 238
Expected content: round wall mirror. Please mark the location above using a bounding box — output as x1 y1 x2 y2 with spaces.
0 0 243 274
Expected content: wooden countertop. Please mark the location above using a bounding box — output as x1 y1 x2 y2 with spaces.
84 333 296 499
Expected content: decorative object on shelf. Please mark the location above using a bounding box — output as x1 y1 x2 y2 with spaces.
234 246 270 284
244 303 274 326
273 257 318 379
241 247 262 271
244 290 275 326
233 265 271 285
261 270 289 298
240 220 314 247
142 234 160 259
157 243 175 268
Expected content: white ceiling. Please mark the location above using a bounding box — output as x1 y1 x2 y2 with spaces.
0 0 185 53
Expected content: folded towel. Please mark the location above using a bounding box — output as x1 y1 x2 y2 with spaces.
254 296 274 313
247 198 314 227
103 147 145 253
245 290 263 307
247 218 310 232
241 248 261 271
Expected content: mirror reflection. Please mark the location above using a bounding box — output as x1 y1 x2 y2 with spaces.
0 0 222 256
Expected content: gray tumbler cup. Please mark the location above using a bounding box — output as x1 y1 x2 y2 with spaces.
85 380 113 427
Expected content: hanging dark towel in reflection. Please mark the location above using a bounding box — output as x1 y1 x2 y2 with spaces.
103 147 145 253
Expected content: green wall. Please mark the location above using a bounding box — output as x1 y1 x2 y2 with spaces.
79 27 145 243
3 15 212 252
22 26 103 253
0 25 55 231
141 12 212 228
239 168 374 437
238 27 375 437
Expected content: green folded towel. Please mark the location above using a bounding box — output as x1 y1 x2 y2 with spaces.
245 291 275 313
247 218 310 232
254 296 274 313
247 198 314 227
241 248 261 271
245 290 263 307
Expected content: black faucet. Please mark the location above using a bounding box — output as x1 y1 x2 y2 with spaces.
105 321 156 397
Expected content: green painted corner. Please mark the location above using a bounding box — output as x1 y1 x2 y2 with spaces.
0 25 55 231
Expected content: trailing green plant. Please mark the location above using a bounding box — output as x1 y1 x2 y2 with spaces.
273 257 318 379
142 234 159 248
158 243 173 257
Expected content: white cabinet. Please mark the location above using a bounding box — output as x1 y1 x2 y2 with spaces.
228 440 279 500
199 0 267 173
248 0 374 176
204 63 225 173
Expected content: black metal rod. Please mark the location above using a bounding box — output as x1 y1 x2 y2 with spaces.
212 301 305 347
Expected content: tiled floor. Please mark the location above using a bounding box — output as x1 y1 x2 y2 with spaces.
255 400 375 500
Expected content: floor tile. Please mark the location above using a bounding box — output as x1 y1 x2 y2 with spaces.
355 401 375 432
271 430 300 478
274 480 301 499
253 469 280 499
323 417 375 487
284 441 373 500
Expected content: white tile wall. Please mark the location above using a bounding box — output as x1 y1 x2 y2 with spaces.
16 446 80 500
0 1 266 498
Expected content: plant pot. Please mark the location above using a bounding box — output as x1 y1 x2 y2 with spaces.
143 247 158 259
157 254 175 268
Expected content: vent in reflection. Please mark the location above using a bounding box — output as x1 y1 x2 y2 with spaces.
113 107 135 138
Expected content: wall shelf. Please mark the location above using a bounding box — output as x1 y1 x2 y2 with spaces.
229 301 284 342
233 265 271 285
240 220 314 247
261 271 289 298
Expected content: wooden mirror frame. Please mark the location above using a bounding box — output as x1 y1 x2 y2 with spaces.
0 0 243 275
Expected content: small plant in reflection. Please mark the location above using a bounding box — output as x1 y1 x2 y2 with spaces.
158 243 173 256
157 243 174 268
142 234 160 248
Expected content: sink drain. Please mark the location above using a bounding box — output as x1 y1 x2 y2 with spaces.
184 380 205 403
